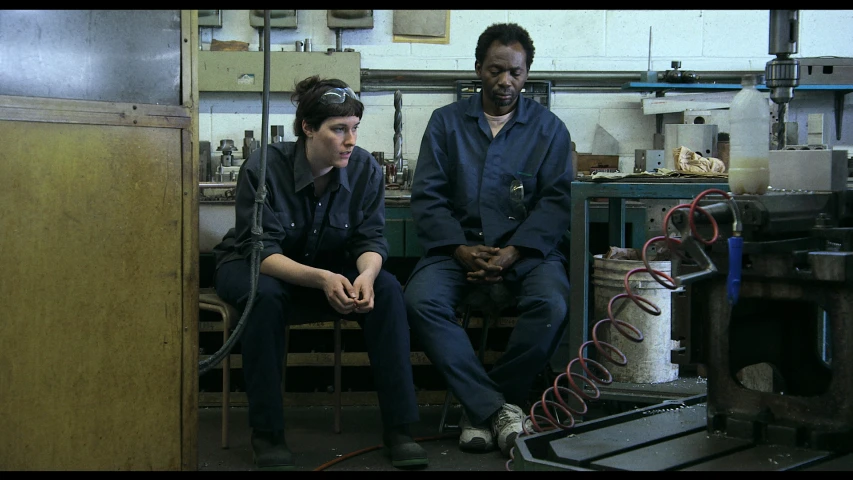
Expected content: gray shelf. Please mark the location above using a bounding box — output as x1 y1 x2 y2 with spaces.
622 82 853 92
622 82 852 141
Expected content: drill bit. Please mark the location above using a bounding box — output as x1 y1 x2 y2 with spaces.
394 90 403 174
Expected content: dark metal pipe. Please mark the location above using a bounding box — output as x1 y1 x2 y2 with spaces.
360 84 626 94
360 85 453 93
200 182 237 189
360 69 762 89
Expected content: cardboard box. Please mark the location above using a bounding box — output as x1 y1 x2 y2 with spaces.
577 154 619 175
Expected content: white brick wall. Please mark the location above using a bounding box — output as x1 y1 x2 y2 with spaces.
199 10 853 172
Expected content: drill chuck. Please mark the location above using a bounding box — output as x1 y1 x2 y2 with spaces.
765 57 800 105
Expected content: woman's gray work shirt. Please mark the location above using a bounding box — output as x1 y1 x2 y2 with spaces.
213 138 388 273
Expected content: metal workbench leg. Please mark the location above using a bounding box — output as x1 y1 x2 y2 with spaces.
566 189 590 370
608 197 626 248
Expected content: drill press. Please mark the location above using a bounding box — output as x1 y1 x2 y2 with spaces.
764 10 800 150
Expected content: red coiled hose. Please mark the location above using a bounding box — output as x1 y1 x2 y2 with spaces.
507 188 731 471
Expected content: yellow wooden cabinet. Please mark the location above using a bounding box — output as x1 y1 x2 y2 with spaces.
0 11 200 470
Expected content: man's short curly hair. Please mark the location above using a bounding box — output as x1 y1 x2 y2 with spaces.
475 23 535 70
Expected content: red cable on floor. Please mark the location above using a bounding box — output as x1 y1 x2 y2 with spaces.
312 432 460 471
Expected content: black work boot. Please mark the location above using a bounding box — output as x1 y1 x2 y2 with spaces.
382 424 429 469
251 429 295 471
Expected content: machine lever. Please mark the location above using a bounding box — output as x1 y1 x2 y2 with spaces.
673 235 718 287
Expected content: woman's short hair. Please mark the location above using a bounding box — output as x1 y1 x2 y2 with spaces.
291 75 364 139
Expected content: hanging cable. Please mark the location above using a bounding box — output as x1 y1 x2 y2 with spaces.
199 10 272 376
506 188 739 471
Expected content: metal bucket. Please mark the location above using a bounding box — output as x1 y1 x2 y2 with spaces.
592 254 679 384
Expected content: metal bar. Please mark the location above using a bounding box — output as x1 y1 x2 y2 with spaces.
608 198 626 247
360 85 626 93
334 319 342 434
548 403 708 466
361 85 453 93
835 91 846 141
200 182 237 189
360 69 763 94
631 215 646 250
567 187 591 367
513 395 708 471
360 69 760 87
591 431 752 471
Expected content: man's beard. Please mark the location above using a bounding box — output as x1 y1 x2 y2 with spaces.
490 90 516 108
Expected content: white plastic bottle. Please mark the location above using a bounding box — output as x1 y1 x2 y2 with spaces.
728 74 771 195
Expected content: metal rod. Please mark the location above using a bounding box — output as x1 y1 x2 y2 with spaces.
394 90 403 171
777 103 788 149
200 182 237 189
360 69 761 87
835 91 845 141
648 27 652 71
360 84 627 94
360 85 454 93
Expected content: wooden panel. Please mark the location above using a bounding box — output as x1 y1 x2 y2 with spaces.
0 94 190 129
198 51 361 92
181 10 200 471
0 119 185 470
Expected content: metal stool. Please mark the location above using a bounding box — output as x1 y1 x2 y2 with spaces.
199 287 239 449
438 284 516 433
282 315 344 434
203 291 345 449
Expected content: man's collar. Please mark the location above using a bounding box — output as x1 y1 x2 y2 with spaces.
465 91 529 124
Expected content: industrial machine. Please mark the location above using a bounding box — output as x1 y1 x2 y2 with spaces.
512 10 853 471
513 185 853 471
765 10 799 150
677 188 852 445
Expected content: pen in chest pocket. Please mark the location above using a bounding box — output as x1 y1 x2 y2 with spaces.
509 179 527 220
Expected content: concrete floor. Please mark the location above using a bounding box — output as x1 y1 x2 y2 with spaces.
197 404 512 471
196 376 712 471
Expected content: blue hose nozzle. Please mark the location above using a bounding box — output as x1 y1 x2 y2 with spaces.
727 236 743 306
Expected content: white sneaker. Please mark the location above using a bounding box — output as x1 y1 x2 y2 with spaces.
458 410 496 452
491 403 525 457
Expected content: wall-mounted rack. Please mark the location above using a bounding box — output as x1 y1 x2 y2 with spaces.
456 80 552 110
622 82 853 141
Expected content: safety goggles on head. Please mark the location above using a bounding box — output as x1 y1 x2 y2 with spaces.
319 86 359 105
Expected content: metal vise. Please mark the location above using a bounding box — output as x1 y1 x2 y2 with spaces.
671 189 853 452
